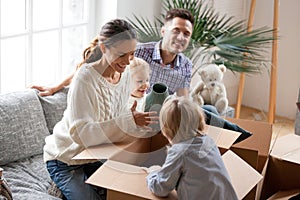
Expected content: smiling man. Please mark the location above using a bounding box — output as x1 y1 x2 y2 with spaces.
135 8 194 97
135 8 252 144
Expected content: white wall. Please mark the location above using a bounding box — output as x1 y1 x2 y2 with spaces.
92 0 162 42
117 0 162 23
93 0 118 37
241 0 300 120
94 0 162 29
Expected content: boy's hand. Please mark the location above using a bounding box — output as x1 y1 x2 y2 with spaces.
131 100 159 128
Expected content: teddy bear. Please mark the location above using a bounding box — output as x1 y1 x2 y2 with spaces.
191 64 228 114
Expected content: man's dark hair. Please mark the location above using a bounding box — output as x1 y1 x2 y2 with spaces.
164 8 194 26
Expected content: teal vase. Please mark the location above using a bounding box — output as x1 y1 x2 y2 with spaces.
145 83 169 132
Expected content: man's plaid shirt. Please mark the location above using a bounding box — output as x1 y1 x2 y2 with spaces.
135 41 192 95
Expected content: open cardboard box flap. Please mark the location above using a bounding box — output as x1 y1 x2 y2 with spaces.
73 125 241 161
72 142 133 160
86 160 177 200
73 138 151 164
223 150 263 199
86 150 262 200
270 134 300 165
204 125 241 149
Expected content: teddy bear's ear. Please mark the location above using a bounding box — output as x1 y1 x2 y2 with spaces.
199 69 207 78
219 64 227 73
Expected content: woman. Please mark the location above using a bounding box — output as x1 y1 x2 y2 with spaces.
44 19 157 200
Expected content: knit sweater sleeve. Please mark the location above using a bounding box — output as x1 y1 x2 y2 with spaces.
67 67 139 148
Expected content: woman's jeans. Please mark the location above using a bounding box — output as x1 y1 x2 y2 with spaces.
47 160 105 200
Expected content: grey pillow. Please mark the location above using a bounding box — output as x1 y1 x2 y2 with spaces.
37 88 68 134
0 90 49 165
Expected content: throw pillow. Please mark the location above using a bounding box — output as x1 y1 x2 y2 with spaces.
37 88 68 134
0 90 49 165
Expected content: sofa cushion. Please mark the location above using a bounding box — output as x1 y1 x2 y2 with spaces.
0 90 49 165
1 155 61 200
37 88 68 134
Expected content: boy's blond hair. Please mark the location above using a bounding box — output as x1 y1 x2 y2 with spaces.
159 97 206 144
129 57 150 74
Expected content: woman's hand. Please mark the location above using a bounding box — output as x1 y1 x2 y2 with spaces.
30 85 56 96
30 73 73 97
131 100 158 128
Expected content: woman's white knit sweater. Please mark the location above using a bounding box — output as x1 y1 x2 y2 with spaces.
43 64 138 165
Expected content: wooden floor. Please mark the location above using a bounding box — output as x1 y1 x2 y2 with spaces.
237 105 295 142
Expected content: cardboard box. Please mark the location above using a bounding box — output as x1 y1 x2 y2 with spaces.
74 122 264 200
85 150 262 200
260 134 300 200
150 118 272 200
225 118 273 200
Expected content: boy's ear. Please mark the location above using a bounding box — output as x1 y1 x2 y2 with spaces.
99 43 106 54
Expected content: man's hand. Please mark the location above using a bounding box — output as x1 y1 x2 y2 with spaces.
176 88 189 97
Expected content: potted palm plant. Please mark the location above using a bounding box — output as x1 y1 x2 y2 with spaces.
128 0 275 76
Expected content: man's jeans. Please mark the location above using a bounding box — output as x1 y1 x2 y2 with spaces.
203 109 252 144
